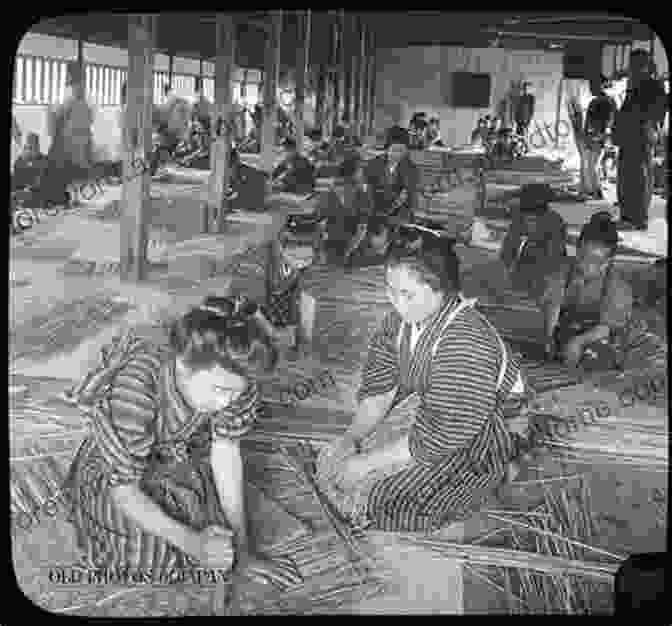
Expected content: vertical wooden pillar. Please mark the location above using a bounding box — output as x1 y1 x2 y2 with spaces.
358 22 368 139
367 32 377 136
167 53 174 93
554 78 564 149
208 13 236 234
261 10 283 170
77 36 85 95
121 14 156 282
341 10 351 128
352 17 362 139
315 65 326 131
331 13 341 134
359 25 368 140
294 10 311 150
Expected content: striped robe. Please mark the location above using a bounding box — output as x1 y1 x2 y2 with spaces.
64 344 260 574
357 295 526 532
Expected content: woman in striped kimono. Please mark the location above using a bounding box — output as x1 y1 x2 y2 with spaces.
317 235 531 532
63 296 301 589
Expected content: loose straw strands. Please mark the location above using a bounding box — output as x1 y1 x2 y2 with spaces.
385 534 620 583
280 443 377 579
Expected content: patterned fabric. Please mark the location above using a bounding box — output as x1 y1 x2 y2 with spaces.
64 342 260 573
326 296 529 532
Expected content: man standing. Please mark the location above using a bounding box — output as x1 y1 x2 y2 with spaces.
584 75 618 199
515 82 535 138
613 49 668 230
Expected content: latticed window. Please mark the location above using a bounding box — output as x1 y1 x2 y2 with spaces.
13 55 69 104
14 51 262 108
85 63 127 106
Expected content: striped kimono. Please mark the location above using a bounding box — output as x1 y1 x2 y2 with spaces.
63 337 260 574
327 295 529 533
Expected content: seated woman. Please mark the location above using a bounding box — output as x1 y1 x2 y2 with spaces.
426 117 445 148
365 126 420 225
317 234 531 532
271 138 316 195
540 214 667 371
315 154 373 265
346 216 394 268
63 296 302 589
500 183 567 299
12 133 49 191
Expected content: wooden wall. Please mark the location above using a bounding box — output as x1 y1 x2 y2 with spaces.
373 46 567 149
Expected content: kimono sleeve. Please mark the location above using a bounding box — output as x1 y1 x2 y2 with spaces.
211 382 261 441
601 273 633 329
357 311 402 403
545 211 568 261
404 161 421 211
538 263 570 309
500 211 524 269
92 349 162 488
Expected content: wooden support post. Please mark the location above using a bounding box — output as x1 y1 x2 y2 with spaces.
341 11 352 130
315 65 326 132
121 14 156 283
77 36 85 87
294 10 311 150
167 53 174 93
208 13 236 234
554 78 563 149
261 10 283 171
358 22 367 139
367 33 377 137
352 18 363 140
331 14 341 135
359 26 368 140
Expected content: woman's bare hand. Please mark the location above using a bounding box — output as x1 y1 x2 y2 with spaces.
195 525 235 571
316 433 359 484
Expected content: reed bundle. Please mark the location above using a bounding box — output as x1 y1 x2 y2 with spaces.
376 533 619 583
379 476 619 614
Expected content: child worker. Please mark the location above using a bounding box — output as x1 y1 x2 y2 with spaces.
539 213 667 372
315 153 373 265
500 183 568 300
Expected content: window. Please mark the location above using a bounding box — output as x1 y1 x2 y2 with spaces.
13 55 70 104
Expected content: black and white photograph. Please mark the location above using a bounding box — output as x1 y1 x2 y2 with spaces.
9 11 668 615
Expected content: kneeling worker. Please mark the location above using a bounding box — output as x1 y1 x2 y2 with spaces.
271 138 316 195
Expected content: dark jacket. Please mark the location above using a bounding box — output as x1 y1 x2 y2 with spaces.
515 93 535 126
364 153 420 222
272 154 316 194
12 154 49 190
613 77 668 149
500 208 567 296
585 93 618 137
